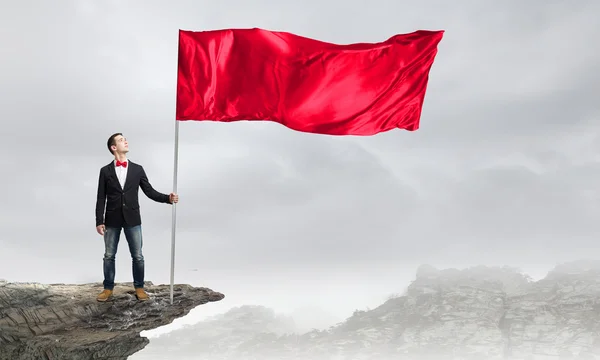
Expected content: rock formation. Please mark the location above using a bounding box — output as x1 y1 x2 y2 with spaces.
0 280 224 360
137 260 600 359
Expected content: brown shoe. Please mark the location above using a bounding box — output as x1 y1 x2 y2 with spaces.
135 288 149 301
96 289 113 302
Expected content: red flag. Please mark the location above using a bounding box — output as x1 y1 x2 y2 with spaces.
176 28 443 135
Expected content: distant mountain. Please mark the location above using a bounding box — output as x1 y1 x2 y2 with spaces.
289 305 344 333
136 260 600 359
137 305 298 359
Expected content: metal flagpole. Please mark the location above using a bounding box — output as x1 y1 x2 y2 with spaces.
170 119 179 304
170 31 182 305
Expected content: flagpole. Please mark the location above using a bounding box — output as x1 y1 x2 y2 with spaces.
170 119 179 304
170 30 181 305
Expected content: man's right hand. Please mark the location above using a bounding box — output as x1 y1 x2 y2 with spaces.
96 225 105 236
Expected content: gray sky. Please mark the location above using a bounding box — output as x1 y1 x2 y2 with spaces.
1 0 599 334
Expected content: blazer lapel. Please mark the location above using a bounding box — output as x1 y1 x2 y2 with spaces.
123 161 134 191
107 161 119 186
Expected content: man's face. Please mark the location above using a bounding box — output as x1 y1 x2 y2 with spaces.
112 135 129 154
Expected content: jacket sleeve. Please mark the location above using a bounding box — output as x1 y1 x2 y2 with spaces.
95 168 107 226
139 166 171 203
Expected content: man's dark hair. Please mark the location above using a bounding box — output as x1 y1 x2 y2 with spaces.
107 133 122 155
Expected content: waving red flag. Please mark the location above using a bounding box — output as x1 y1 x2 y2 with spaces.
176 28 443 135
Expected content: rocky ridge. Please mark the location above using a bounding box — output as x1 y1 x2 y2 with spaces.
0 280 224 360
137 260 600 359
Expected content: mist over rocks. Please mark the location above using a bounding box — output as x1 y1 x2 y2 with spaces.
411 263 534 294
135 260 600 360
0 281 224 360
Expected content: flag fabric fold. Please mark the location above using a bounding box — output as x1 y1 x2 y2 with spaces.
176 28 443 135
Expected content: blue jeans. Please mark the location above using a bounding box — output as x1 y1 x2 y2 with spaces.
103 225 144 290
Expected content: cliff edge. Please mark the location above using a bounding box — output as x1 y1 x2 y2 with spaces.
0 280 224 360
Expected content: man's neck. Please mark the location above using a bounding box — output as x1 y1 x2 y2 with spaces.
114 154 127 162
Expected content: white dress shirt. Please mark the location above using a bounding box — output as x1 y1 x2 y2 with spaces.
114 159 128 189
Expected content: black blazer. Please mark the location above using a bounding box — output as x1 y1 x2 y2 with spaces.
96 160 171 227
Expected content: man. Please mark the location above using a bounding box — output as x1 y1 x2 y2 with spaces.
95 133 179 302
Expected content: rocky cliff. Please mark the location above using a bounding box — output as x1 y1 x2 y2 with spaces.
0 280 224 360
137 260 600 360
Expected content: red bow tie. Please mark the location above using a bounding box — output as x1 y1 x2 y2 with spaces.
116 160 127 168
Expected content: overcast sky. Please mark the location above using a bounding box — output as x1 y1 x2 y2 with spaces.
1 0 599 339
